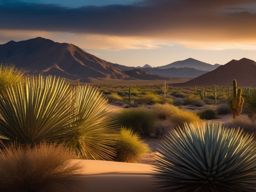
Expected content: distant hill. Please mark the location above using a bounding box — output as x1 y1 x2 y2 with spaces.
182 58 256 86
0 37 162 81
159 58 220 71
124 68 166 80
141 64 152 69
144 67 207 78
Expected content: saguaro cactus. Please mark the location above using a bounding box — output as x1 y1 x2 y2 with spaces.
199 89 205 101
128 87 132 104
162 81 168 101
231 79 244 119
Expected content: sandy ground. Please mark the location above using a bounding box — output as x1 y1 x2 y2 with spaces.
71 160 158 192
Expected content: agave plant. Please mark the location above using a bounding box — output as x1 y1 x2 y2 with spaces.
155 123 256 192
0 75 114 160
0 65 23 90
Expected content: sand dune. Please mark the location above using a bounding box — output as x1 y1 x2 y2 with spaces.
72 160 158 192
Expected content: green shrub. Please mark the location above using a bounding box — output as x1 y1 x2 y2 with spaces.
113 108 155 136
115 128 149 162
217 104 231 115
199 109 218 120
0 144 81 192
0 66 23 90
156 123 256 192
184 95 204 107
0 76 115 160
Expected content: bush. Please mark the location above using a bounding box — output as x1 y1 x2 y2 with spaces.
245 92 256 118
217 104 231 115
156 123 256 192
115 128 149 162
152 104 201 128
0 144 81 192
184 95 204 107
113 104 201 138
138 92 162 104
0 66 23 90
108 92 123 102
171 91 186 98
113 108 155 137
199 109 218 120
0 76 115 160
225 116 256 136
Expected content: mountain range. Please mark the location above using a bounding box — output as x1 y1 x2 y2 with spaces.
0 37 219 81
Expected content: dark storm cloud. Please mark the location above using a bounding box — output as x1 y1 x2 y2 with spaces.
0 0 256 38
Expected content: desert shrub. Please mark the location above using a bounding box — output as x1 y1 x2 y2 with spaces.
225 116 256 136
171 91 186 98
217 104 231 115
184 95 204 107
115 128 149 162
0 76 115 160
0 66 23 90
0 144 81 192
245 92 256 118
152 104 201 128
113 108 155 136
138 92 162 104
108 92 123 103
156 123 256 192
199 109 218 120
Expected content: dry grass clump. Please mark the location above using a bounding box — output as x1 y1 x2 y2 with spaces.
0 144 81 192
225 116 256 136
0 66 23 90
138 92 163 104
115 128 149 162
108 92 123 102
184 95 204 107
152 104 202 128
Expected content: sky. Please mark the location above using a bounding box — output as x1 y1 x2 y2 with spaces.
0 0 256 66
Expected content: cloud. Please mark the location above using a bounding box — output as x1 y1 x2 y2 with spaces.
0 0 256 43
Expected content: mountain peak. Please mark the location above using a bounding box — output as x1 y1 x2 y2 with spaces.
159 58 218 72
142 64 152 68
183 58 256 86
239 58 255 63
25 37 55 44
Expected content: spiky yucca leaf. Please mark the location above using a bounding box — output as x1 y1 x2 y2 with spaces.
156 123 256 192
0 66 23 90
73 85 116 159
0 76 114 160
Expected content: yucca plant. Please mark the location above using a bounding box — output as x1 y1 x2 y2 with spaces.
73 85 116 159
0 75 114 160
0 65 23 90
156 123 256 192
